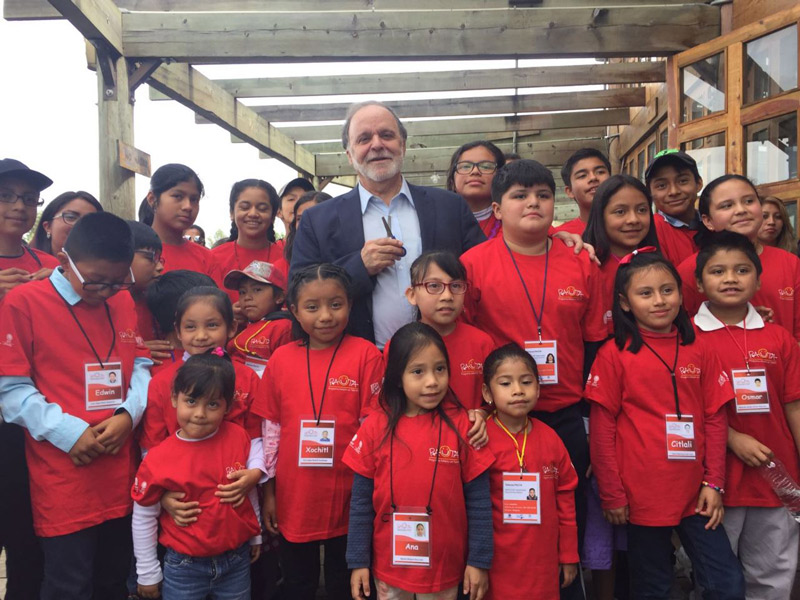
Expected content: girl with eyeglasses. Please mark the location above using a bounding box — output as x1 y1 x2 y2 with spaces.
31 191 103 257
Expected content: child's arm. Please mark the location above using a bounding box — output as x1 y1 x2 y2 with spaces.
466 409 488 449
697 408 727 530
347 473 375 600
462 471 492 600
247 487 263 563
727 426 773 467
589 403 628 523
131 501 162 598
94 356 153 455
215 437 265 506
555 445 580 582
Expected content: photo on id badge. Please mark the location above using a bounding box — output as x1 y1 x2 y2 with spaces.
732 369 770 413
85 362 124 411
665 414 695 460
298 419 335 467
524 341 558 384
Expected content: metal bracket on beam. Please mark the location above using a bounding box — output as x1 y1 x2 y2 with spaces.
313 176 335 191
128 59 163 103
97 49 117 101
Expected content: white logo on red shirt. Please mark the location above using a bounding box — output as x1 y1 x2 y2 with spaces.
748 348 778 364
233 389 249 405
328 374 359 392
778 287 795 300
225 461 246 477
370 382 381 396
429 445 460 464
247 335 271 349
2 333 13 347
460 358 483 376
542 462 559 479
557 286 586 301
118 328 139 344
349 434 363 455
679 363 701 379
586 374 600 388
133 476 147 495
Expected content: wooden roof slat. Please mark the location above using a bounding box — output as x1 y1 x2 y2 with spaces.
46 0 123 55
120 7 719 63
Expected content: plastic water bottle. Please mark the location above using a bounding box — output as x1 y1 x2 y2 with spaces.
759 458 800 523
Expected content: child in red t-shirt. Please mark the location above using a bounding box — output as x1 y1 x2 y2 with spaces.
253 264 385 600
482 343 578 600
692 231 800 597
223 260 292 378
585 250 744 599
677 174 800 341
344 322 495 600
553 148 611 236
132 353 262 599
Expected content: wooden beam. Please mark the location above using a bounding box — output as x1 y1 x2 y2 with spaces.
46 0 123 55
281 109 629 142
247 88 646 122
619 84 667 156
207 62 664 99
147 62 316 175
120 8 720 63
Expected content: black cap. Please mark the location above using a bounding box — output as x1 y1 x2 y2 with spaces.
644 150 700 183
279 177 315 198
0 158 53 192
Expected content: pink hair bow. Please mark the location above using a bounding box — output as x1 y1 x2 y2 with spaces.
211 347 225 357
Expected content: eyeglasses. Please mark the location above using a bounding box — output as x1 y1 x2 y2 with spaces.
455 161 497 175
183 235 203 243
64 250 136 292
0 188 43 207
134 249 165 267
53 211 81 226
413 280 469 295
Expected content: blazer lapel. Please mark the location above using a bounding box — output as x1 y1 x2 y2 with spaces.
338 188 366 253
409 184 435 251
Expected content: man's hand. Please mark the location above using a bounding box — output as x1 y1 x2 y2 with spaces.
361 238 405 276
68 427 105 466
93 412 133 455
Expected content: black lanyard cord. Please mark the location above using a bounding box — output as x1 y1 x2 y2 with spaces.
388 414 443 517
641 335 681 419
503 238 549 342
24 246 43 268
306 335 344 426
50 280 116 367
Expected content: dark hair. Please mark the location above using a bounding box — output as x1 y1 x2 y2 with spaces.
31 191 103 254
379 322 464 447
286 264 353 342
150 163 204 201
172 352 236 408
482 343 539 385
283 191 332 262
445 140 506 193
409 250 467 284
146 271 217 336
127 220 163 253
175 286 235 333
504 152 521 161
695 231 763 283
694 174 761 247
560 148 611 188
583 175 660 264
138 198 154 226
341 101 408 150
612 252 695 352
63 212 134 264
227 179 280 243
492 159 556 202
186 224 205 242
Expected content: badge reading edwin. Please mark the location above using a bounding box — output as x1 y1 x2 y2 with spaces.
85 362 124 411
524 340 558 385
298 419 335 467
732 369 770 413
502 472 541 524
665 414 695 460
392 512 431 567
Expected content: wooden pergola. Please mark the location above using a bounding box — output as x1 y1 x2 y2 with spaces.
5 0 723 219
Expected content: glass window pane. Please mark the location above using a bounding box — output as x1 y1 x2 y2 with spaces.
785 201 797 235
682 132 726 185
744 25 798 104
637 150 645 181
745 113 798 185
647 140 657 164
660 128 669 151
681 52 726 122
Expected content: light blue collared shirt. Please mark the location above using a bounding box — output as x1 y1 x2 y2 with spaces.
358 179 422 348
0 269 151 453
657 210 701 230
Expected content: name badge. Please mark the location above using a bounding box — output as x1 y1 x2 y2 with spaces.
732 369 770 414
524 340 558 384
665 414 695 460
502 472 541 524
244 357 268 379
392 511 431 567
85 362 124 411
298 419 335 467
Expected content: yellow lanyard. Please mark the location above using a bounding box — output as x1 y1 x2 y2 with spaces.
491 412 528 473
233 320 271 356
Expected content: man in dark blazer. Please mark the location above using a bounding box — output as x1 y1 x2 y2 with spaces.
291 101 485 346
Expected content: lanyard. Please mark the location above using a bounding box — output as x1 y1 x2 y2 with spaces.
491 413 528 474
306 336 344 425
387 414 443 517
641 334 682 419
487 217 501 240
718 320 751 374
24 246 43 268
233 320 272 356
503 238 549 342
51 280 116 367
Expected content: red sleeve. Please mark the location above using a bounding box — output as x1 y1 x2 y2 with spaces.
582 261 610 343
700 345 734 416
0 290 34 377
792 258 800 340
272 320 294 353
139 376 170 451
703 408 728 489
677 256 703 317
359 346 385 419
583 346 622 415
342 414 379 478
555 438 579 564
589 403 628 510
458 412 495 483
131 452 166 506
240 368 263 438
781 330 800 403
252 357 280 421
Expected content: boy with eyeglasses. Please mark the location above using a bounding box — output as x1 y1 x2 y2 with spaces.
0 159 59 303
553 148 612 236
0 212 151 600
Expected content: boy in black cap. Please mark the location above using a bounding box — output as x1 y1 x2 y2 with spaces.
277 177 315 230
645 149 704 265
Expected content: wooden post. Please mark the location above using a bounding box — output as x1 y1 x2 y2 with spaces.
97 51 136 219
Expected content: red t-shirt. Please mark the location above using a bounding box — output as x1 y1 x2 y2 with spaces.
694 318 800 507
132 421 260 557
132 294 158 342
252 336 384 543
160 240 214 277
343 407 495 594
478 213 502 240
209 240 285 306
598 257 621 336
462 236 607 412
140 357 262 451
227 317 293 368
552 218 586 237
0 247 59 273
653 214 698 267
678 246 800 340
585 330 733 526
485 416 578 600
0 278 142 536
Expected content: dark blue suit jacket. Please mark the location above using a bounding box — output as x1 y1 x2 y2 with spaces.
290 183 486 342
